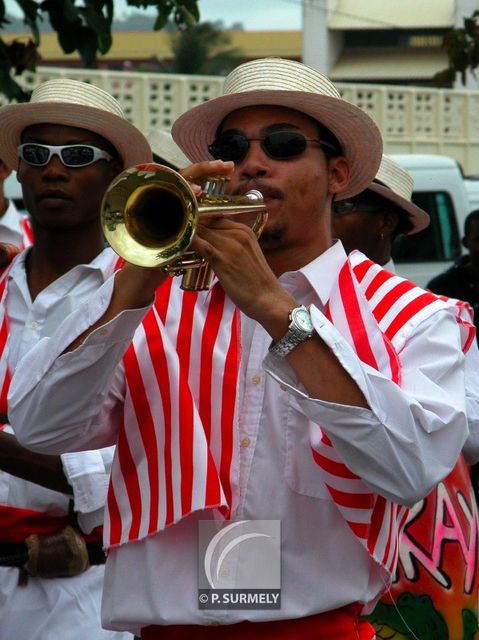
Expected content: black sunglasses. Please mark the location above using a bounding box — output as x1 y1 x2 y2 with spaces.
208 131 338 164
18 143 113 168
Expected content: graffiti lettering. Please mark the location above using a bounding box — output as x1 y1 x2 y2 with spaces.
396 481 478 593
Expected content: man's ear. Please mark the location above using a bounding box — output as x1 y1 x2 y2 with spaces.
382 210 399 238
327 156 351 195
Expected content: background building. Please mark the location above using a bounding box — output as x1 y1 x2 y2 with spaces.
1 1 478 172
303 0 479 89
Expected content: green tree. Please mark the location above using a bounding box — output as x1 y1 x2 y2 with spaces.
168 20 244 75
433 9 479 87
0 0 200 101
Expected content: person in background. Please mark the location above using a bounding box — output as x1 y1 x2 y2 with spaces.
333 154 479 640
9 58 472 640
0 78 153 640
331 153 429 268
427 209 479 336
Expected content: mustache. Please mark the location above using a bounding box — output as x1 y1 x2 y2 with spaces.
232 180 283 200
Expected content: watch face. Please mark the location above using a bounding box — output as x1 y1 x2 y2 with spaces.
293 307 313 332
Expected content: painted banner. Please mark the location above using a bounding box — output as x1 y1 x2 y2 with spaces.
366 456 479 640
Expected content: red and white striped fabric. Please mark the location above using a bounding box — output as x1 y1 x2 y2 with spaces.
104 251 474 589
19 215 33 249
104 275 240 547
0 264 12 418
308 250 470 582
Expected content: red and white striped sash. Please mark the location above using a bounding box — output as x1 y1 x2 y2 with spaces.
105 250 474 584
308 251 473 582
104 275 240 547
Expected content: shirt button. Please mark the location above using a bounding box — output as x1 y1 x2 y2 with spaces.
30 320 38 329
280 384 288 391
209 620 221 626
240 437 251 448
99 328 109 336
251 374 261 385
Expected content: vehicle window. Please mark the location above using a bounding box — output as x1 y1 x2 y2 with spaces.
391 191 461 263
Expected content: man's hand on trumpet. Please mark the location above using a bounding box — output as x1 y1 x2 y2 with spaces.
115 159 236 304
179 159 235 195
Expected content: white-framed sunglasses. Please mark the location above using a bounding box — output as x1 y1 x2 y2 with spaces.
18 143 113 168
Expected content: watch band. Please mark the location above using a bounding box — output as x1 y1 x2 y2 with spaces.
269 305 314 358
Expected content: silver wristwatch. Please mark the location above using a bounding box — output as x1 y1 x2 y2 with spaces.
269 305 314 358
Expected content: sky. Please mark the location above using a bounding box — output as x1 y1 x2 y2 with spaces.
5 0 303 31
164 0 302 30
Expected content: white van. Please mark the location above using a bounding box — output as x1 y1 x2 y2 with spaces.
389 154 471 287
464 176 479 213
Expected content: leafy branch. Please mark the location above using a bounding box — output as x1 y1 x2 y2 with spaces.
0 0 200 101
433 10 479 87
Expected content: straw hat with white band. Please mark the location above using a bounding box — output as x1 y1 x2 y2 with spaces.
172 57 383 200
366 155 430 235
0 78 152 170
147 130 190 170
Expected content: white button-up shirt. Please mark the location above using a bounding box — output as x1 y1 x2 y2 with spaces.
6 248 118 530
1 247 132 640
9 242 468 635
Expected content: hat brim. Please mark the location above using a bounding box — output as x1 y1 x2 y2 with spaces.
147 129 190 170
172 89 383 200
368 182 430 235
0 102 152 170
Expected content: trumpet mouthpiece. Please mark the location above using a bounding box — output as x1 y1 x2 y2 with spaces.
245 190 263 202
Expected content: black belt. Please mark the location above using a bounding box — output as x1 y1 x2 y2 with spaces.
0 540 106 567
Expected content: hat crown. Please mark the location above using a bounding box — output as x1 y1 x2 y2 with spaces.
223 57 341 99
374 155 414 202
29 78 126 120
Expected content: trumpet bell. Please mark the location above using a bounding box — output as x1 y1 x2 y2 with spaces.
101 162 267 290
101 164 197 268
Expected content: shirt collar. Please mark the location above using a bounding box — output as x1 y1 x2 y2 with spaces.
278 240 348 306
9 246 116 283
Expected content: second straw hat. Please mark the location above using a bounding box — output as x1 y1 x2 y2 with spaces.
147 130 190 170
0 78 152 170
367 155 430 235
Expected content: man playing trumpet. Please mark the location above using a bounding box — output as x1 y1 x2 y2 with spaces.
10 59 472 640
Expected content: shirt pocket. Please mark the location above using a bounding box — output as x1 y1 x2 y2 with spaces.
283 402 331 499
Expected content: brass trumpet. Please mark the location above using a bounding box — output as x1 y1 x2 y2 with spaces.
101 163 267 291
